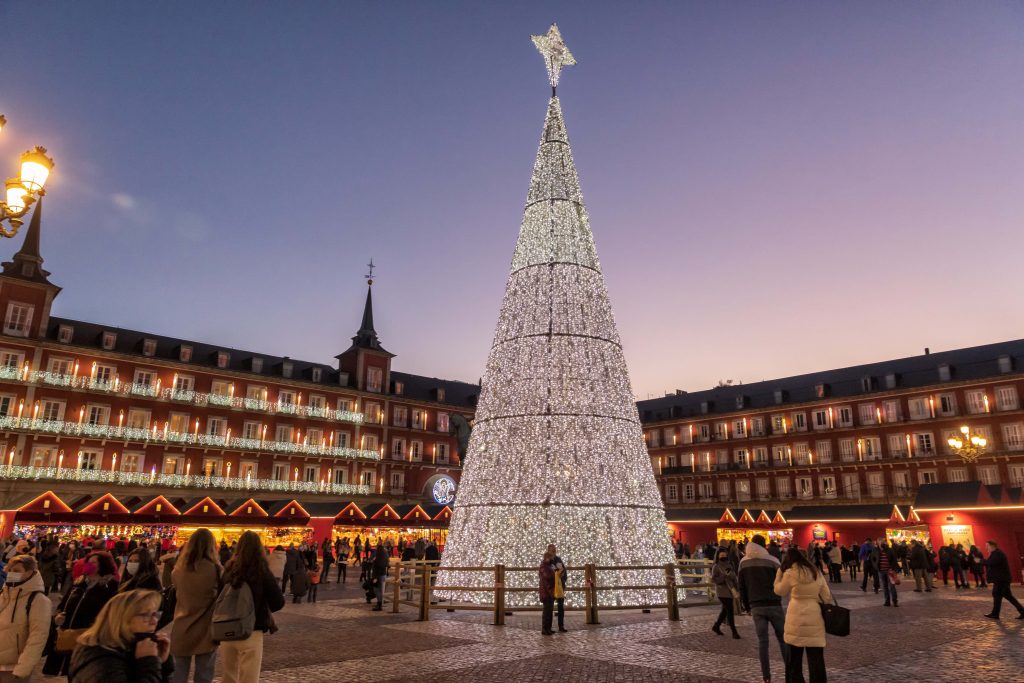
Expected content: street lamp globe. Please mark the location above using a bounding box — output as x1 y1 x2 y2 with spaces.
4 178 28 216
19 146 54 193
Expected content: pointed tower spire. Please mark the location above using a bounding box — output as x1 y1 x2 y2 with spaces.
438 26 675 608
346 259 389 353
1 198 54 284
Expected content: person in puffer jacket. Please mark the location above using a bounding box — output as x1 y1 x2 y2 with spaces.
0 555 51 680
774 548 833 683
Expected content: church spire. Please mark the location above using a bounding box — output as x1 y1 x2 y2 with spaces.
1 198 54 285
348 259 389 353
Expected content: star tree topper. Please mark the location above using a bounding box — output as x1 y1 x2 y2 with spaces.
532 23 576 91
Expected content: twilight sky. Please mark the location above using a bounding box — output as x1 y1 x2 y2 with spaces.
2 2 1022 399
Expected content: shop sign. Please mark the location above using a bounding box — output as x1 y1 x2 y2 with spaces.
432 475 456 504
812 528 827 541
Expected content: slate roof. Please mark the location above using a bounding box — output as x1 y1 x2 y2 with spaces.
43 316 479 409
638 339 1024 423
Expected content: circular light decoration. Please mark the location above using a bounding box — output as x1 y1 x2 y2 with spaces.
432 475 456 504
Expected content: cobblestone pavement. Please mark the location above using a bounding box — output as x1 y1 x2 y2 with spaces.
228 576 1024 682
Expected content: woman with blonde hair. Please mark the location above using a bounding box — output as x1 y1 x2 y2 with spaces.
68 588 172 682
171 528 221 683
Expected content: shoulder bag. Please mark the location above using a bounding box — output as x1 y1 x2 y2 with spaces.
819 595 850 637
55 585 91 653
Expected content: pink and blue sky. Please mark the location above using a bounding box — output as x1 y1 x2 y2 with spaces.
2 2 1021 398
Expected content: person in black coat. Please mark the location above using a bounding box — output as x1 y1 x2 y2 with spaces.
370 545 389 611
43 552 120 676
982 540 1024 620
218 541 231 567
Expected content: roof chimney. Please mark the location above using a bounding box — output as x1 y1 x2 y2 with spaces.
924 347 930 355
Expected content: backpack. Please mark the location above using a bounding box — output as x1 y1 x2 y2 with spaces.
210 581 255 642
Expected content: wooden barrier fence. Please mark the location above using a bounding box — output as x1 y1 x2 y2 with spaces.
387 558 716 625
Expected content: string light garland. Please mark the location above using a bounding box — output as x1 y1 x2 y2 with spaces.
438 24 675 608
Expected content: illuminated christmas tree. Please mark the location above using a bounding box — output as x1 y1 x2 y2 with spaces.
438 25 676 607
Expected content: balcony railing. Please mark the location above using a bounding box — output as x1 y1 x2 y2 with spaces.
0 416 380 461
0 367 365 425
0 464 372 496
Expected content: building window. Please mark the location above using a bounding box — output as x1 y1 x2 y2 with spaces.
436 442 450 463
168 413 189 434
792 413 807 431
978 466 1000 485
361 470 375 487
394 381 404 395
714 422 728 440
142 339 157 357
717 480 730 500
666 483 678 502
776 478 791 498
3 303 33 337
162 456 181 475
207 417 226 436
101 331 116 350
41 400 64 421
210 380 230 397
0 395 14 417
48 357 73 376
216 352 230 369
947 468 968 483
821 475 837 498
174 375 194 392
772 445 788 465
887 433 906 457
57 325 73 343
1001 423 1024 450
311 367 322 382
0 350 23 369
771 415 785 434
242 421 260 440
753 447 768 465
858 403 876 425
882 399 901 422
392 438 406 459
914 432 934 455
699 424 711 441
842 473 861 497
965 390 988 414
366 367 383 393
304 465 318 482
698 482 714 500
750 417 764 436
796 477 813 499
683 483 695 502
437 412 450 433
332 468 347 485
363 434 378 452
126 409 149 429
335 431 350 448
393 406 408 427
815 440 832 463
866 472 884 497
282 361 293 379
908 397 930 420
755 478 770 499
87 405 110 426
813 410 829 429
410 440 422 462
121 452 141 473
272 463 287 481
735 448 749 468
275 425 294 442
391 471 405 491
278 390 296 406
793 443 809 465
838 438 855 461
251 357 263 373
412 409 426 430
308 395 326 411
94 364 115 385
246 384 266 401
836 407 852 427
919 470 939 485
179 345 193 362
995 386 1019 411
938 393 957 416
862 437 881 460
134 369 156 387
892 470 910 494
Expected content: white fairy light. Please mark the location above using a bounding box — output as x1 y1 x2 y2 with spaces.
438 26 675 608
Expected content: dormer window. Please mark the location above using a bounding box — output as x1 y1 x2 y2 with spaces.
735 395 747 409
311 367 322 383
179 345 192 362
436 388 445 402
884 373 898 389
938 364 951 382
282 361 293 379
216 351 230 369
251 357 263 373
394 381 404 395
815 383 828 398
101 332 117 350
998 355 1013 374
57 325 73 344
142 339 157 357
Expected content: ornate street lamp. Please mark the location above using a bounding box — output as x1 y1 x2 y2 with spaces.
947 425 987 463
0 116 55 238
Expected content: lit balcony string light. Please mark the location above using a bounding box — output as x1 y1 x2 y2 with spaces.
438 24 676 608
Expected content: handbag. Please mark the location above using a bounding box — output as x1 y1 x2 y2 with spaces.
819 596 850 637
157 585 176 630
888 568 901 586
55 584 92 654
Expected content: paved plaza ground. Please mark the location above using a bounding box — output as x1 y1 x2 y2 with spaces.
245 573 1024 682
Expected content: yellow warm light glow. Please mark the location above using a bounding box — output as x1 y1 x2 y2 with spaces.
19 147 53 192
5 178 27 215
960 426 970 435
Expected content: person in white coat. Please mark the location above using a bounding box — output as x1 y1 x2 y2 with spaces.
774 547 832 683
0 555 51 682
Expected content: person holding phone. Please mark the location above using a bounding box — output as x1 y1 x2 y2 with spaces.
68 588 172 682
546 544 568 633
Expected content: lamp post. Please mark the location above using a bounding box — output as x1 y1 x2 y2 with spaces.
0 116 55 238
947 425 987 463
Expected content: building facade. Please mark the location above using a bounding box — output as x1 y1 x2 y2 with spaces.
0 202 476 542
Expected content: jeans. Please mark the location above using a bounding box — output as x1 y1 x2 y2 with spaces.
171 652 217 683
374 575 386 606
219 631 264 683
337 561 347 583
554 597 565 630
991 581 1024 618
541 598 554 633
713 597 736 632
751 605 788 681
786 645 826 683
952 564 966 587
879 569 898 605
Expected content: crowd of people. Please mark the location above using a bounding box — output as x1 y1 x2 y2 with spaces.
670 534 1023 682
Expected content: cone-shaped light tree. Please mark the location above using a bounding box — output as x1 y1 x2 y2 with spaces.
438 24 676 607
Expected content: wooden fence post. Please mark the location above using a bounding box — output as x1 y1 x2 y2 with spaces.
391 562 402 613
584 563 600 625
493 563 505 626
664 563 679 621
418 562 431 621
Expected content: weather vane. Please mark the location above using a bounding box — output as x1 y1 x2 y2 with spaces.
365 258 375 286
532 23 575 94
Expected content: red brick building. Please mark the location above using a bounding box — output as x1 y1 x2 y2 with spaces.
0 202 475 544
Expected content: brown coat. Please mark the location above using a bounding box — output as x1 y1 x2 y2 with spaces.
170 556 221 656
